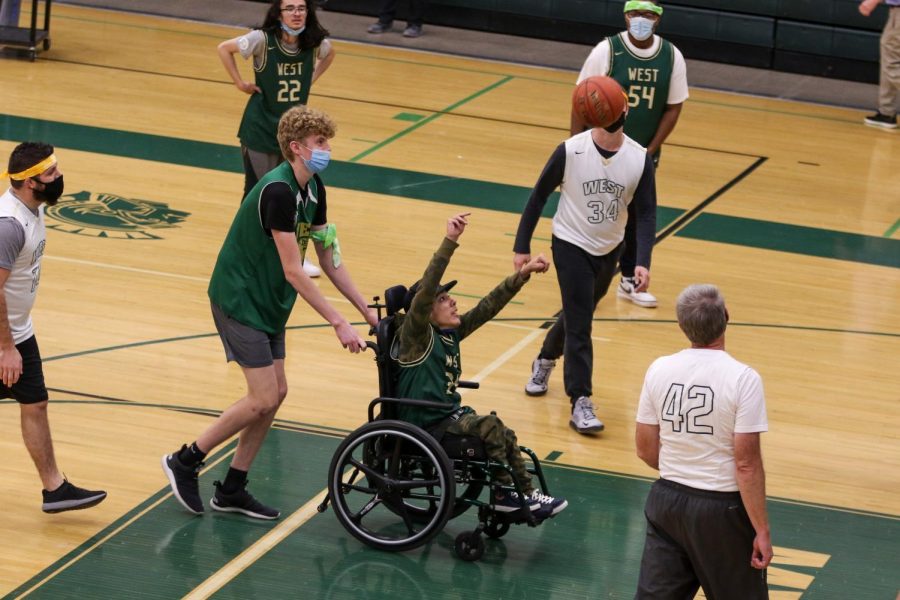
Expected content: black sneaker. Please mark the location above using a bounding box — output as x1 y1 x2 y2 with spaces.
864 112 898 129
161 447 204 515
42 479 107 513
210 481 280 520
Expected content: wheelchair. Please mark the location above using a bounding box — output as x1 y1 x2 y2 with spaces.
317 285 560 561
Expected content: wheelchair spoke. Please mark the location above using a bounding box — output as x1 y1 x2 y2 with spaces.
393 478 441 491
341 482 378 494
395 498 416 535
348 457 383 482
351 495 382 522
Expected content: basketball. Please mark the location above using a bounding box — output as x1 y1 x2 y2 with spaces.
572 76 627 129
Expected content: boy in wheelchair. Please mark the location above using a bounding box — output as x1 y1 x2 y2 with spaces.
394 213 567 519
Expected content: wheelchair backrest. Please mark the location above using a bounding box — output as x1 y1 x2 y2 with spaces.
373 284 408 414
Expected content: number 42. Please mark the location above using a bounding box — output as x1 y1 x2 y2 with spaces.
661 383 714 434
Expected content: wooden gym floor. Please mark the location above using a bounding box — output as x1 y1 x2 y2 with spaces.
0 4 898 599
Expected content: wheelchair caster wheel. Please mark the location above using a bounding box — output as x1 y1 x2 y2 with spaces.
454 531 485 561
484 519 510 539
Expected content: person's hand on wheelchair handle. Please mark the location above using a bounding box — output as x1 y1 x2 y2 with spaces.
334 320 366 353
446 212 471 242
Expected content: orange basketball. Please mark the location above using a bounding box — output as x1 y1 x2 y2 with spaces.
572 76 627 129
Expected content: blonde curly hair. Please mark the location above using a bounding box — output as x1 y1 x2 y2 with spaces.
277 106 337 160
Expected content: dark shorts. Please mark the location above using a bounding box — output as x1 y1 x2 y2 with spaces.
636 478 768 599
0 335 49 404
210 302 286 368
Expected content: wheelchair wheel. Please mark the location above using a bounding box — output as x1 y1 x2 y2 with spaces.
454 531 485 562
484 516 510 539
328 420 456 552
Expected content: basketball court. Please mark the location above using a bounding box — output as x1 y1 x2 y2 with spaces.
0 3 898 598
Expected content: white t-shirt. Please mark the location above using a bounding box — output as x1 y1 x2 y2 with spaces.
553 130 647 256
0 188 45 344
236 29 332 68
577 33 689 105
636 348 768 492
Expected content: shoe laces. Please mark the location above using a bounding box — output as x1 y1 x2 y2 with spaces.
577 398 597 421
530 490 556 504
532 359 554 385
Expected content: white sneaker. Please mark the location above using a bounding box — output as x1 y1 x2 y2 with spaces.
570 396 604 434
525 356 556 396
617 277 657 308
303 259 321 278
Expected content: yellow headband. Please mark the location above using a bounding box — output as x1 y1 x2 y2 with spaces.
1 154 57 181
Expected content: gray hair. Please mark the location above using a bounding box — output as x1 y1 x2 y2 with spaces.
676 284 727 346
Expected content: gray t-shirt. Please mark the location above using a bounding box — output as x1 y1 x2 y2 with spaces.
0 217 26 271
237 29 332 69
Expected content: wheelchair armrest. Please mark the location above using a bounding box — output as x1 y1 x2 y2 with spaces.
457 380 479 389
368 396 454 422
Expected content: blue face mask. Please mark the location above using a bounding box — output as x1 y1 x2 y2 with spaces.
281 22 306 36
628 16 655 41
301 146 331 173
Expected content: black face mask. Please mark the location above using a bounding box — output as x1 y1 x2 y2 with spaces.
603 111 627 133
32 175 64 205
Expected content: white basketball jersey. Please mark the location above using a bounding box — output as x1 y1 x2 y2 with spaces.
552 130 647 256
636 348 768 492
0 189 46 344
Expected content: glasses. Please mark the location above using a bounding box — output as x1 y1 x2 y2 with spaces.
281 5 308 13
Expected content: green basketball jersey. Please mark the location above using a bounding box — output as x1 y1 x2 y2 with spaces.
608 34 674 150
208 162 320 334
238 31 318 154
396 325 464 428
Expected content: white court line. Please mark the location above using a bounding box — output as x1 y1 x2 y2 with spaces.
44 255 351 304
183 488 330 600
183 323 550 596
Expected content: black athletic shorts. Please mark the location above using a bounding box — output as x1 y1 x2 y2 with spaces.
0 335 49 404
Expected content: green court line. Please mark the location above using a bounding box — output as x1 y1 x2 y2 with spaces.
884 217 900 238
348 75 514 162
48 6 873 125
1 113 896 267
38 317 899 367
393 112 425 122
453 291 524 305
677 213 900 269
7 426 897 599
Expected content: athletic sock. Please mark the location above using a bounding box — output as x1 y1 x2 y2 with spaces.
178 442 207 466
221 467 248 494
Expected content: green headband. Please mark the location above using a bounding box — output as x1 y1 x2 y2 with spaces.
624 1 663 16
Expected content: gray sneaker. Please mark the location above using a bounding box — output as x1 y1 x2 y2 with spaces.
525 356 556 396
367 21 391 34
403 24 423 38
570 396 604 434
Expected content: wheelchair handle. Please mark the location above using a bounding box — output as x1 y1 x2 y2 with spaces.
457 380 479 389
